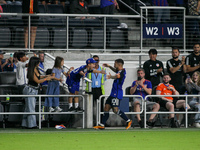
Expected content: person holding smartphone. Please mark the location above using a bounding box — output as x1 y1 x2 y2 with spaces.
0 51 15 72
130 68 160 128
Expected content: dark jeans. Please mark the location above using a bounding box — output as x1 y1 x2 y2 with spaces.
101 4 114 14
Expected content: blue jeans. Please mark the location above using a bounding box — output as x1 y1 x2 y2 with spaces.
21 85 38 128
189 98 200 123
45 80 60 107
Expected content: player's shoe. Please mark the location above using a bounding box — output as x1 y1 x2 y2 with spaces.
93 123 105 130
75 106 83 112
126 120 132 130
49 107 55 112
55 106 62 112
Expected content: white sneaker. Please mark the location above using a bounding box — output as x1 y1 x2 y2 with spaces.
49 107 55 112
194 123 200 128
55 106 62 112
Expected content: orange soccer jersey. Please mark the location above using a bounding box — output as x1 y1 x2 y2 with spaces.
156 83 175 100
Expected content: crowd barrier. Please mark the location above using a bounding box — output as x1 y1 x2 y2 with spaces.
97 95 200 129
0 94 85 129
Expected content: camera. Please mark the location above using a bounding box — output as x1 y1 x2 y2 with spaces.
137 77 142 81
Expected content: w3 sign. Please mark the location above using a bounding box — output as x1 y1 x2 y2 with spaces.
143 24 183 39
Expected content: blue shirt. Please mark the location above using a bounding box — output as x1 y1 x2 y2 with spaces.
110 69 126 100
70 65 93 82
0 59 15 72
39 62 48 85
131 79 152 100
52 67 64 79
100 0 114 8
152 0 168 6
90 66 106 88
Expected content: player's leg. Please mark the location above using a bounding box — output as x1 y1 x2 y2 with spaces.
112 98 132 129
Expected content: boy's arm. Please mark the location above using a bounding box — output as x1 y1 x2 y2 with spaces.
107 72 120 79
93 69 106 74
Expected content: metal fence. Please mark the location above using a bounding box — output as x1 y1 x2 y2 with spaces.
96 95 200 128
0 94 85 129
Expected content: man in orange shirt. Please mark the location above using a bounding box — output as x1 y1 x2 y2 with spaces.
156 73 190 127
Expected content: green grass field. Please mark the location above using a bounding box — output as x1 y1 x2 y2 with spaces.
0 128 200 150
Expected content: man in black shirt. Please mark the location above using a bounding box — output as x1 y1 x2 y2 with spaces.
143 49 164 88
185 43 200 77
166 47 186 93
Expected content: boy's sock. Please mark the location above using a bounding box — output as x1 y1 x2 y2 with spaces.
69 103 73 108
75 103 79 108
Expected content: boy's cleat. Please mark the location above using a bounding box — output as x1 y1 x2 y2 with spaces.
126 120 132 130
75 106 83 112
93 124 105 130
55 106 62 112
49 107 55 112
68 107 75 112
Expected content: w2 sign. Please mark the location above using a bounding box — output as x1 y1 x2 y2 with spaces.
143 24 183 39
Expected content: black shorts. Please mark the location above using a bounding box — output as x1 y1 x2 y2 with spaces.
105 96 121 107
159 98 178 109
22 16 39 27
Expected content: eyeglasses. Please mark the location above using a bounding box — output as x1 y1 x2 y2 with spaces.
95 60 99 61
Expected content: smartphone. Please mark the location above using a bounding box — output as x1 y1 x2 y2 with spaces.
137 77 142 81
10 53 13 57
186 74 190 79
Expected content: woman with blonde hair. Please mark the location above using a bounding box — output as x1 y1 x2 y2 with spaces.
185 71 200 128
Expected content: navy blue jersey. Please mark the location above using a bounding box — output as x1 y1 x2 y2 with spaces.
110 69 126 99
69 65 93 82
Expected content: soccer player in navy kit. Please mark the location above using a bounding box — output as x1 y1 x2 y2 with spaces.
66 58 106 112
93 59 132 130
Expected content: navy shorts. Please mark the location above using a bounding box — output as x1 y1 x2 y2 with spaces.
105 96 121 107
66 77 80 94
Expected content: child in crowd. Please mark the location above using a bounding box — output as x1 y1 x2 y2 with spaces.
16 52 28 85
45 56 74 112
66 58 106 112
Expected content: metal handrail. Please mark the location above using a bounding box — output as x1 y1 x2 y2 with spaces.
144 95 200 129
118 0 140 15
0 94 85 129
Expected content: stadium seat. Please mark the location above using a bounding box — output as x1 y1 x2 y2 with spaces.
0 72 16 85
106 18 120 28
52 28 67 48
84 18 102 27
108 28 126 48
46 4 64 14
0 28 11 47
90 28 103 48
34 27 50 48
1 4 10 13
71 28 88 48
38 4 46 13
69 18 83 27
13 27 25 47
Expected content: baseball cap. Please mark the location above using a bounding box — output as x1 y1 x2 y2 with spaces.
86 58 97 65
0 50 5 55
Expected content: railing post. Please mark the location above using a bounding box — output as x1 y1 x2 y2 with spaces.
144 98 147 128
28 15 31 52
185 95 188 128
66 16 69 52
104 17 106 52
140 7 143 53
183 8 186 52
39 95 41 129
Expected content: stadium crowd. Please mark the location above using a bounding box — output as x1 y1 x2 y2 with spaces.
0 44 200 129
